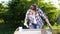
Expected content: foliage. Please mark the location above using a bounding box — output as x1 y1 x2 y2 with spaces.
0 0 60 28
0 0 60 34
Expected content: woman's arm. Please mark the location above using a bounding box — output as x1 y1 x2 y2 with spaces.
24 19 29 28
38 8 52 29
45 18 52 29
24 10 30 28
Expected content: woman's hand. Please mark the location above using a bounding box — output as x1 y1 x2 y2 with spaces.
24 23 29 28
45 19 52 30
48 24 52 30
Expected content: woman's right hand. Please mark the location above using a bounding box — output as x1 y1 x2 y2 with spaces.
24 23 29 28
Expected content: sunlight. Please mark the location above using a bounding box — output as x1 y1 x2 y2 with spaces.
44 0 50 3
26 0 31 2
51 0 60 9
0 0 9 3
0 0 11 7
44 0 60 9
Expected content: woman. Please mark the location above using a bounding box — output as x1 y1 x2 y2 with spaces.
24 4 52 29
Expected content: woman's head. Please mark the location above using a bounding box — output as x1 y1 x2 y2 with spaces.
30 4 37 11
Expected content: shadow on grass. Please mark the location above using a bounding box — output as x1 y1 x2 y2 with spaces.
0 23 17 34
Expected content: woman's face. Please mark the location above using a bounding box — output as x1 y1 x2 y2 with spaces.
30 9 36 14
30 5 36 13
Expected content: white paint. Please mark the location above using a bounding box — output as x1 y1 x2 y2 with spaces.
19 27 22 32
14 29 52 34
46 30 52 34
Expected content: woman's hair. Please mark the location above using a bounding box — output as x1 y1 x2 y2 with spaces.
30 4 37 11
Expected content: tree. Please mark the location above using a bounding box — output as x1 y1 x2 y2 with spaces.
0 3 8 23
37 0 60 25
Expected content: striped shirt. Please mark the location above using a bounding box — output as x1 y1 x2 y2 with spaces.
25 8 48 27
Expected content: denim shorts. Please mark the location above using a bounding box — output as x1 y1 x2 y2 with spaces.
29 23 43 29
